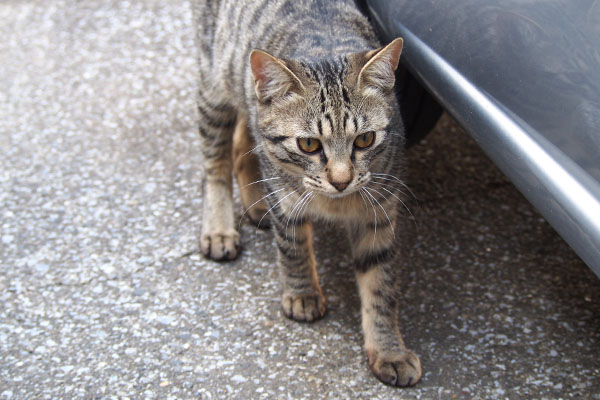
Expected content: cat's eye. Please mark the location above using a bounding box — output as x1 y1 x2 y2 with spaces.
297 137 322 153
354 131 375 149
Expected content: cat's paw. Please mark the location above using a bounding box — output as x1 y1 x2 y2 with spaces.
200 230 241 261
282 293 326 322
367 348 422 387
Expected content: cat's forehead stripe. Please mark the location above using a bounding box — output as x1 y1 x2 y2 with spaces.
324 113 335 135
344 113 358 135
342 87 350 105
321 114 333 137
307 60 354 137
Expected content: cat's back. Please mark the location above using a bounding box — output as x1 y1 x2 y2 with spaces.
218 0 375 54
195 0 379 110
196 1 377 71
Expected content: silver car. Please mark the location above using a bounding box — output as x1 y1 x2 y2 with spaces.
360 0 600 276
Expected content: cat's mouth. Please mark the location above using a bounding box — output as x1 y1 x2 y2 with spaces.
302 177 361 199
317 186 359 199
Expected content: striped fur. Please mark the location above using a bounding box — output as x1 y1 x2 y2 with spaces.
193 0 420 386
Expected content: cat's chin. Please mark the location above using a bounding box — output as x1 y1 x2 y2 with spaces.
316 189 358 199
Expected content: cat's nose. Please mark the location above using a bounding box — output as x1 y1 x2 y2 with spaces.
330 179 350 192
327 162 353 192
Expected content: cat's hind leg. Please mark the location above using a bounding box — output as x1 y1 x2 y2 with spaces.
197 95 240 261
232 116 270 228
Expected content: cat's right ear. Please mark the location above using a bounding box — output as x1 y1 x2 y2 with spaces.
250 50 305 103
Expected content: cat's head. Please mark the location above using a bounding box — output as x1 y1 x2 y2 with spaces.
249 38 403 198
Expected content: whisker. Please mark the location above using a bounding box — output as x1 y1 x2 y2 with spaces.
242 176 280 188
293 192 313 251
364 187 395 239
238 187 285 228
285 190 310 241
378 186 418 232
371 173 417 200
369 179 407 197
240 143 265 158
357 188 370 214
372 172 403 180
291 191 311 249
255 189 298 232
360 188 377 249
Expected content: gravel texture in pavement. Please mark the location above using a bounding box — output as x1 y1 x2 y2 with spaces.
1 1 599 399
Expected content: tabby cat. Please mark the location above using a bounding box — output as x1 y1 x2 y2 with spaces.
193 0 421 386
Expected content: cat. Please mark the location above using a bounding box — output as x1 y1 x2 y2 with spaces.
192 0 421 387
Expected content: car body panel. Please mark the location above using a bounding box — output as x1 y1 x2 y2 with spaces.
365 0 600 276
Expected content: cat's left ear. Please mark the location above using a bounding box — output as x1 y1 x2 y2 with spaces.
357 37 403 95
250 50 305 104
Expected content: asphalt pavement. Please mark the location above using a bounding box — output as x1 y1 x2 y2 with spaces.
1 1 599 399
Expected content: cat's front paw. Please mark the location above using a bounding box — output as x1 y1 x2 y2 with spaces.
282 293 326 322
367 348 422 387
200 230 241 261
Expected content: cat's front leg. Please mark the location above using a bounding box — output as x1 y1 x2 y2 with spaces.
349 215 421 386
270 197 325 322
200 158 240 261
197 99 240 261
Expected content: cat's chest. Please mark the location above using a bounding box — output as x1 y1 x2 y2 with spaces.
309 193 365 222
